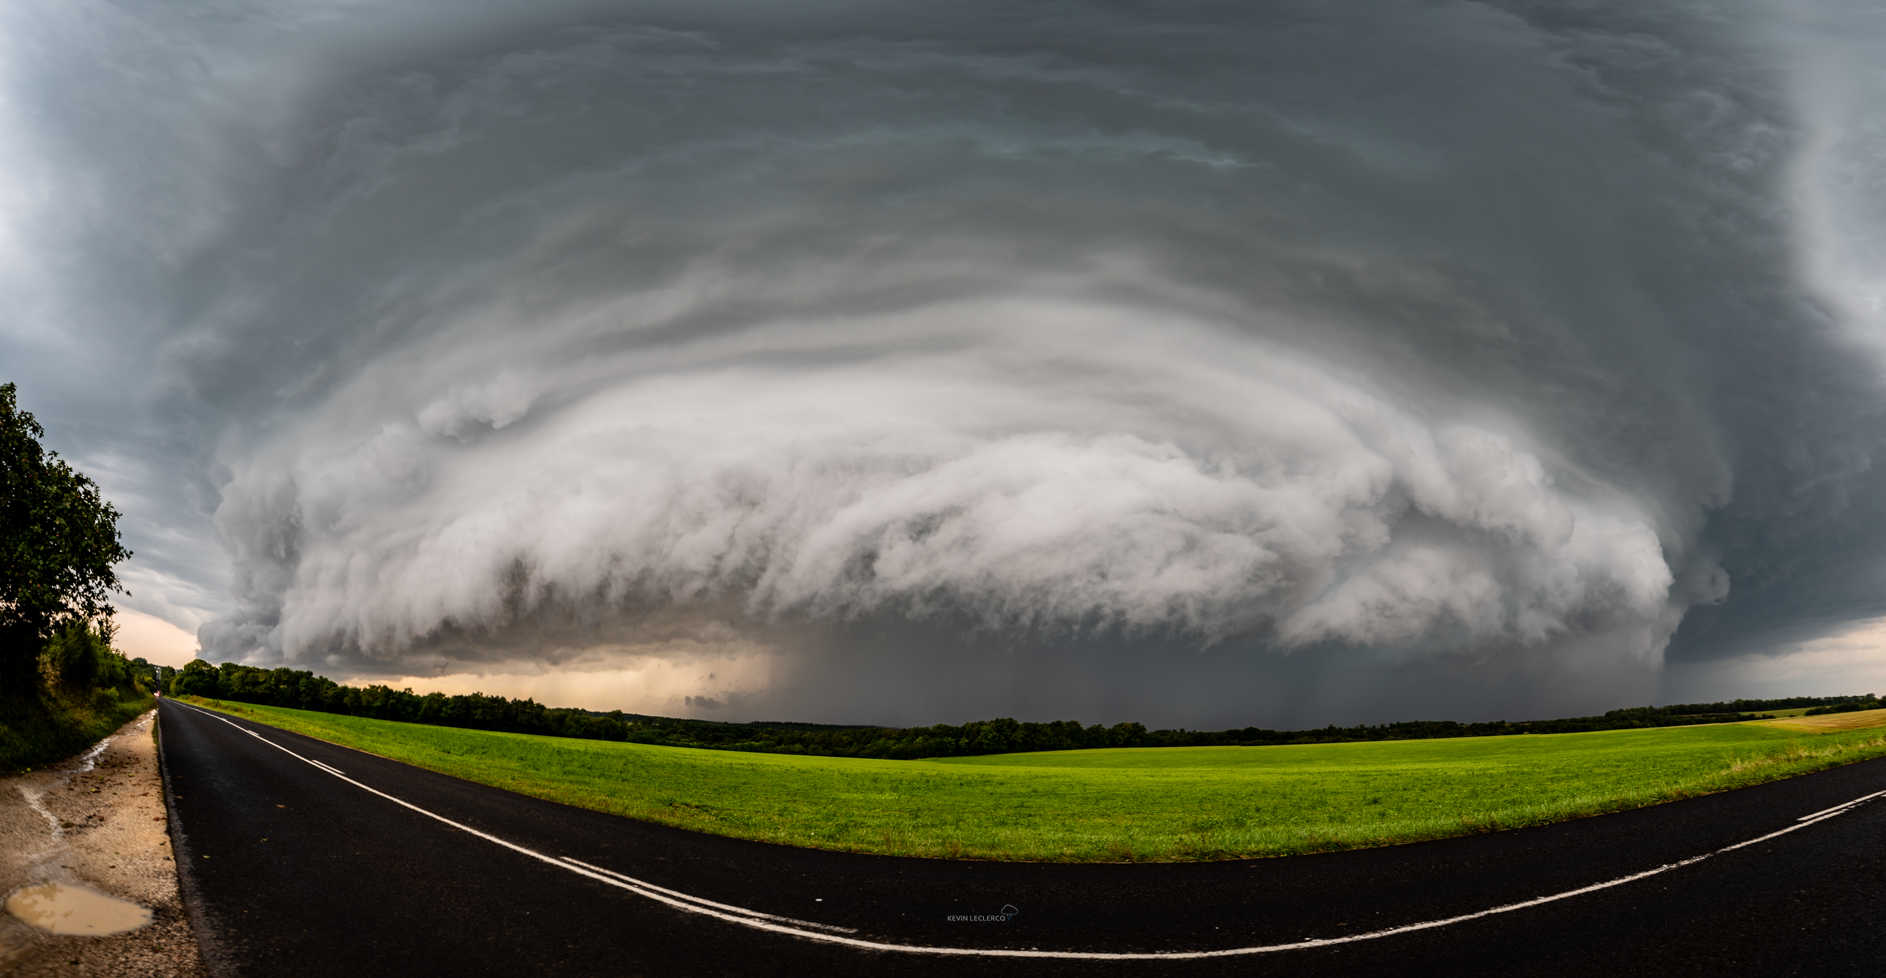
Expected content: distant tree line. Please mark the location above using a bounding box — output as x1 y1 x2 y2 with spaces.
1804 695 1883 716
1661 695 1880 714
169 659 1883 760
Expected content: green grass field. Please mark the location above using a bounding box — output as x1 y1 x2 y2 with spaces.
182 698 1886 863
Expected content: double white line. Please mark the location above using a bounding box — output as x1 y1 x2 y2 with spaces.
173 703 1884 961
1796 788 1886 823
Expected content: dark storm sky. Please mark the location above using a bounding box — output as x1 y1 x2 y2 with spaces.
6 0 1886 726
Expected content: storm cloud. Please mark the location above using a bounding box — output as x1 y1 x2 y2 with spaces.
6 0 1886 726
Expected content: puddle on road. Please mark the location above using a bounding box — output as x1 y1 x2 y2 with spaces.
4 882 152 936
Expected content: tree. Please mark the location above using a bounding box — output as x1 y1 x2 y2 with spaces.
0 383 132 694
169 659 220 698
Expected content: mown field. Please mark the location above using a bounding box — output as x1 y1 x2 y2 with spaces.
181 698 1886 862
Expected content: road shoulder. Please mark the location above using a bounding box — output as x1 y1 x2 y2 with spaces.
0 709 206 977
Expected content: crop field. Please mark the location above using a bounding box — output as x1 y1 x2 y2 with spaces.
180 699 1886 862
1757 710 1886 733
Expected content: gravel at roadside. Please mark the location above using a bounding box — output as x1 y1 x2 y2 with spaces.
0 710 206 977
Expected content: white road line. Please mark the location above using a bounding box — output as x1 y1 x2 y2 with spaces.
1796 787 1886 821
171 702 1883 961
560 857 860 933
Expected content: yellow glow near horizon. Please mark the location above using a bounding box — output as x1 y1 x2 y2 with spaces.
346 651 775 719
111 608 200 668
1667 616 1886 702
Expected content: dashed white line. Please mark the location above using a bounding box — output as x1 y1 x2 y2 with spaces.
171 702 1883 961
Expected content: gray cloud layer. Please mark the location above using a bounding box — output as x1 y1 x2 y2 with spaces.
6 0 1886 724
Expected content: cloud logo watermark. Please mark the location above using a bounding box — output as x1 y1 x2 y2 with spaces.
948 905 1019 922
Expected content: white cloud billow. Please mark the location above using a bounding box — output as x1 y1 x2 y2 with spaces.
13 0 1886 722
206 299 1674 665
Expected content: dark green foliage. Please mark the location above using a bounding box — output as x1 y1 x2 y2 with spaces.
1660 694 1878 714
179 660 1874 761
34 621 140 701
169 658 221 698
0 382 131 694
1804 694 1883 716
44 621 113 690
2 627 151 772
0 381 152 770
126 656 165 690
0 686 154 773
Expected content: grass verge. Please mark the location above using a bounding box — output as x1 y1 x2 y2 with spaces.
182 698 1886 863
2 688 155 773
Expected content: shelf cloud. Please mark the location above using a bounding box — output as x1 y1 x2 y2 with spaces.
8 0 1886 725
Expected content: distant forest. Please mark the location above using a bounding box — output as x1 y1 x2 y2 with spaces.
167 659 1882 761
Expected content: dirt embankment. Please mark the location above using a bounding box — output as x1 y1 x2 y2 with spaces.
0 710 205 977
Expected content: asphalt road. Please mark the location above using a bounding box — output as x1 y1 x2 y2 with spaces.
156 699 1886 977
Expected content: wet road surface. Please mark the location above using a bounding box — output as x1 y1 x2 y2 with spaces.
157 700 1886 977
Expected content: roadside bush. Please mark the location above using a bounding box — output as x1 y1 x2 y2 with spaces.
43 622 104 690
0 685 152 772
3 628 151 772
40 621 140 695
